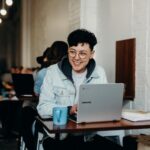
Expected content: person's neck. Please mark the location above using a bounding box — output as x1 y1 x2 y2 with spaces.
72 69 87 76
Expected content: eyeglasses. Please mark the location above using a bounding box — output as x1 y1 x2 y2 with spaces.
68 50 89 59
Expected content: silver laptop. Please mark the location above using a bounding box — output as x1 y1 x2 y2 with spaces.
70 83 124 123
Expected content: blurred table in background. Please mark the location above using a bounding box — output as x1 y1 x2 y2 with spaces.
0 96 22 138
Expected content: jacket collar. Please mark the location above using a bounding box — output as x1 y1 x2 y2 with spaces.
57 56 96 82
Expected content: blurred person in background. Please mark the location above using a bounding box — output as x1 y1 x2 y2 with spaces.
21 41 68 150
34 41 68 96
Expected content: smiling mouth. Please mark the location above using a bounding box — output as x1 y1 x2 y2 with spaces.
73 61 81 66
74 62 80 64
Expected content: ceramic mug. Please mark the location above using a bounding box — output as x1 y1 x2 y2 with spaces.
53 106 68 125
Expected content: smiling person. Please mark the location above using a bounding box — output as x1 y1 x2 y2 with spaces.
37 29 123 150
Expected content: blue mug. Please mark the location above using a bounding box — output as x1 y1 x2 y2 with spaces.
53 106 68 125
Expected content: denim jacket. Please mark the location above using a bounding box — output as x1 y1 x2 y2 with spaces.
37 57 107 117
34 68 47 95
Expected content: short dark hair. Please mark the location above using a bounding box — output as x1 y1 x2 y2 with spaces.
67 29 97 50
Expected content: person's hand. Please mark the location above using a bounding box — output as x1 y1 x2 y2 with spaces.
70 104 77 115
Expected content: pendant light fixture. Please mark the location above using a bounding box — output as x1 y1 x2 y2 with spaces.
6 0 13 6
0 0 7 16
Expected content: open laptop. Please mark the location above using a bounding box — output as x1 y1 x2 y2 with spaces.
12 74 35 97
69 83 124 123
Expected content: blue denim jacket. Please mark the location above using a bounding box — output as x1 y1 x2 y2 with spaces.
37 57 107 117
34 68 47 95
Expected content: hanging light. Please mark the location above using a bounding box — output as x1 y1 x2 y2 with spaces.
0 9 7 16
0 0 7 16
6 0 13 6
0 8 7 16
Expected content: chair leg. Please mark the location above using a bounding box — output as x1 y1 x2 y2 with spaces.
36 132 44 150
19 136 27 150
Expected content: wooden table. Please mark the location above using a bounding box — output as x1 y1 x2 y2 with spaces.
36 116 150 134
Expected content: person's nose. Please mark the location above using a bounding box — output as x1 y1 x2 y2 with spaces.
74 52 80 59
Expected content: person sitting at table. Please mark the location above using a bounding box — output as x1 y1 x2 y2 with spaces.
21 41 68 150
37 29 123 150
34 41 68 96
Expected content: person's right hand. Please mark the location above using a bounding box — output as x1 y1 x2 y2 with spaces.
70 104 77 115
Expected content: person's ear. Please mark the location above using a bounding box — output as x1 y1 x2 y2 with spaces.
90 50 95 59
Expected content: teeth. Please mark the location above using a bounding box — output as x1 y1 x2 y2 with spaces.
74 62 80 65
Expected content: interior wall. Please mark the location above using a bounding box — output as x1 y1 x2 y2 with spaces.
97 0 150 135
97 0 133 82
68 0 80 32
21 0 69 67
30 0 69 67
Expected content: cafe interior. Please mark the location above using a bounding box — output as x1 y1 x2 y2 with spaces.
0 0 150 150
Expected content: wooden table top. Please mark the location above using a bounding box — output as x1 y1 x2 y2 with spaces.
36 116 150 134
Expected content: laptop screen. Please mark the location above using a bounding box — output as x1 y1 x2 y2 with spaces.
70 83 124 123
12 74 34 97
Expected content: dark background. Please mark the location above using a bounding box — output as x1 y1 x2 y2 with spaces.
0 0 21 74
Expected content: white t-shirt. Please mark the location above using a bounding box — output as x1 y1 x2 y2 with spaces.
72 69 87 104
